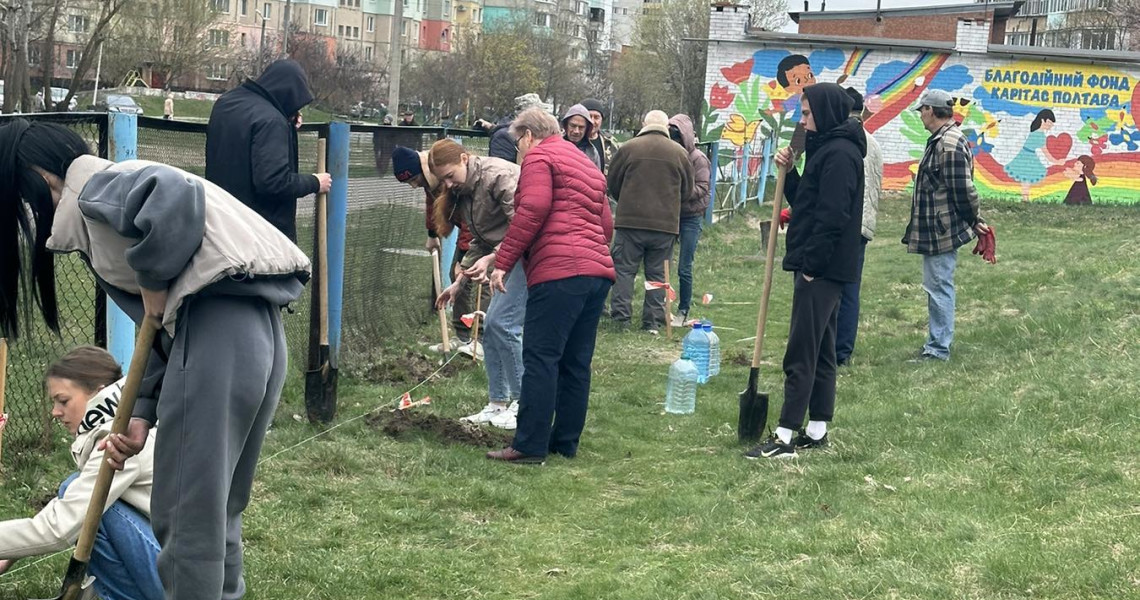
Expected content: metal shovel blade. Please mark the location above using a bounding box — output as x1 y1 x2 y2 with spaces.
737 368 769 444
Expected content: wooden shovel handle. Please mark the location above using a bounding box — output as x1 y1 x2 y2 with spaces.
750 164 788 369
431 250 450 352
317 138 329 348
74 316 161 563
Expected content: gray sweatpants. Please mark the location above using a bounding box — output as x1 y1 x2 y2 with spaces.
152 294 287 600
610 228 676 329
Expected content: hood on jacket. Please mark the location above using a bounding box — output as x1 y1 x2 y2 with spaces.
803 83 866 158
76 377 126 437
668 114 697 153
255 59 314 116
561 104 594 141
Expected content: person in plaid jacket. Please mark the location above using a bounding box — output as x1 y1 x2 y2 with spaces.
903 89 991 361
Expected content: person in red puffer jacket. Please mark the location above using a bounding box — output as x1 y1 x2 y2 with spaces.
486 108 616 464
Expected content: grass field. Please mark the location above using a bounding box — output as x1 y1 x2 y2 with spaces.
132 94 340 123
2 193 1138 599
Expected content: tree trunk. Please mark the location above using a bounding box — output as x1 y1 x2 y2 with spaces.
42 0 62 110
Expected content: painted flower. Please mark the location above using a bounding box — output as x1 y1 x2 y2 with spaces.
1108 128 1139 151
721 59 754 85
721 114 761 147
1109 108 1136 130
1089 135 1108 157
710 84 735 110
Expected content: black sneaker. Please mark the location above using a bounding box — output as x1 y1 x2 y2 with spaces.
744 435 797 459
792 430 828 449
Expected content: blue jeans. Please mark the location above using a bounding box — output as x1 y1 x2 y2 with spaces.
59 473 163 600
513 276 611 457
483 262 527 402
922 250 958 359
835 237 868 363
677 215 703 314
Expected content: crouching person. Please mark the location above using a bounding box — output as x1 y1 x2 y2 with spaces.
0 347 162 600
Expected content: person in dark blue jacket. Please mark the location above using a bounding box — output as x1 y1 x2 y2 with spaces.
205 59 331 241
746 82 866 460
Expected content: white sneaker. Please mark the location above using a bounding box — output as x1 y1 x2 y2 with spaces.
670 311 688 328
490 400 519 430
460 403 507 424
457 340 484 361
428 341 457 353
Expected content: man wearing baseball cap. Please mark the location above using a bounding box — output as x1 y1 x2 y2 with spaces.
903 89 990 361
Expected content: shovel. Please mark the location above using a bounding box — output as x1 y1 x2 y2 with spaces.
44 317 160 600
305 139 338 423
738 127 805 444
431 250 451 353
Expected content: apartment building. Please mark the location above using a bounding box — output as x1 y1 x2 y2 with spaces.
1001 0 1131 50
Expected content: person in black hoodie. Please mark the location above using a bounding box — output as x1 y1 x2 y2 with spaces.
746 82 866 460
205 59 332 241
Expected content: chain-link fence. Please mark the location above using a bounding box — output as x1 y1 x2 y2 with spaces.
0 113 108 469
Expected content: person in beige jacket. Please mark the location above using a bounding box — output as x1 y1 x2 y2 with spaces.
0 346 162 600
428 139 526 430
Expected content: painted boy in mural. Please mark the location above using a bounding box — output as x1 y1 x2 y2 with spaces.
777 54 817 96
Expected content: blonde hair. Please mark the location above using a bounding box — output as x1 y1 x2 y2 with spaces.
509 108 561 142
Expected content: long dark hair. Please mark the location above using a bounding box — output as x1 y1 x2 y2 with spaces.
1030 109 1056 132
0 119 91 338
1078 155 1098 186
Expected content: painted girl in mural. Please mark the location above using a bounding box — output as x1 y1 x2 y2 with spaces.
1005 109 1062 202
1063 155 1097 205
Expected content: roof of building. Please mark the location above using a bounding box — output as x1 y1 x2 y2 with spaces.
708 30 1140 66
789 1 1023 24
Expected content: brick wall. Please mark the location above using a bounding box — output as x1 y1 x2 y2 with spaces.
799 13 1007 45
703 9 1140 204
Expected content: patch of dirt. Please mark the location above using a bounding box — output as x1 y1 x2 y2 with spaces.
727 349 752 367
366 410 512 448
30 490 56 511
348 350 471 386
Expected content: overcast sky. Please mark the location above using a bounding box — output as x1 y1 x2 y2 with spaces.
779 0 983 31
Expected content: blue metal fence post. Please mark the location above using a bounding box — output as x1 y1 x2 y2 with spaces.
705 141 719 225
439 229 458 289
106 113 138 368
737 143 749 208
326 123 350 365
757 137 773 206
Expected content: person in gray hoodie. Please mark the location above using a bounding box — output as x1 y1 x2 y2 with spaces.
0 118 311 600
668 113 711 325
561 104 602 171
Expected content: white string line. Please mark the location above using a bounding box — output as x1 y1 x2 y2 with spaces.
258 350 462 466
0 350 462 586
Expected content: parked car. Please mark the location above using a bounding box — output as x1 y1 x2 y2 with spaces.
96 94 144 115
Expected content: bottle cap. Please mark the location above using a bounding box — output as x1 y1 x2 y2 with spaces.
680 352 691 360
702 321 713 331
692 323 702 329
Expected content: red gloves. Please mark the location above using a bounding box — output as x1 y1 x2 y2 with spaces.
779 208 791 230
972 226 996 264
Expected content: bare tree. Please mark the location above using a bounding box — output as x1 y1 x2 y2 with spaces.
56 0 130 111
750 0 789 32
103 0 227 91
631 0 709 120
0 0 54 112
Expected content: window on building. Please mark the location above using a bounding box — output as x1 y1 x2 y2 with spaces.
212 0 231 13
365 46 373 60
353 26 360 37
240 32 247 46
402 19 408 36
367 16 375 32
207 62 230 81
27 46 40 66
68 14 89 33
263 2 271 18
338 24 345 36
576 1 588 15
534 12 551 28
444 0 451 16
441 29 448 41
240 0 248 16
208 29 230 47
66 49 81 69
575 24 586 38
314 8 328 25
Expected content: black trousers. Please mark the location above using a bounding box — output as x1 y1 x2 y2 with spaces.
778 274 844 431
512 276 611 458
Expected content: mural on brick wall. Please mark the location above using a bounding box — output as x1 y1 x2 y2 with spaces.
703 46 1140 204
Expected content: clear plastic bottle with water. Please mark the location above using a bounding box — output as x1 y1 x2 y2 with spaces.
703 320 721 377
682 323 711 384
665 353 699 414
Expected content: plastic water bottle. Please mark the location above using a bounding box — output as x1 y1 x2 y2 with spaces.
682 323 711 384
703 321 721 377
665 353 699 414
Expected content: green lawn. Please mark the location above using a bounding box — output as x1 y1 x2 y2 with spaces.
2 194 1139 598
